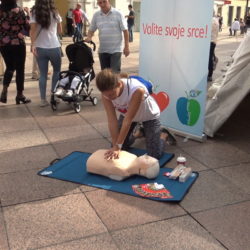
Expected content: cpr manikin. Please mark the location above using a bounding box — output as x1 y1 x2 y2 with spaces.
86 149 160 181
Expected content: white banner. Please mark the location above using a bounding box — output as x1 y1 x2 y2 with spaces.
139 0 213 139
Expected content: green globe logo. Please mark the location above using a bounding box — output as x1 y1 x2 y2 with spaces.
176 90 201 126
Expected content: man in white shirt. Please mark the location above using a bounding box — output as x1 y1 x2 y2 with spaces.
86 0 129 72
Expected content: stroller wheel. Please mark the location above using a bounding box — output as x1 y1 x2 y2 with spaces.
74 103 81 113
92 97 98 106
50 96 57 111
51 103 57 111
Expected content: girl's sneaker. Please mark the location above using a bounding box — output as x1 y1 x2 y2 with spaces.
40 99 49 107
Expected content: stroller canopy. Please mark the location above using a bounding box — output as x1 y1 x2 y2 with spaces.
66 42 95 73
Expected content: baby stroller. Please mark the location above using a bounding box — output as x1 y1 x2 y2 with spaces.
51 41 98 113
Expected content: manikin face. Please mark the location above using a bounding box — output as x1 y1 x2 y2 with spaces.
97 0 111 13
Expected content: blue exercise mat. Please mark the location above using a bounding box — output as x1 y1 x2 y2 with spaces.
38 149 198 202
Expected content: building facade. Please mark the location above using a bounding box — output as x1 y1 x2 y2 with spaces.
18 0 249 33
214 0 250 26
18 0 141 34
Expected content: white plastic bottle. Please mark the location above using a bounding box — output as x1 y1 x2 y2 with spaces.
177 156 186 166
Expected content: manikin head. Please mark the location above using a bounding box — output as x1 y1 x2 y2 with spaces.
133 154 160 179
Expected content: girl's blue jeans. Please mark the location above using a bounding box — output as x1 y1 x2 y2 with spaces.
36 47 61 100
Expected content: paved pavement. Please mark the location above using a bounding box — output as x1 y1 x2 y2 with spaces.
0 30 250 250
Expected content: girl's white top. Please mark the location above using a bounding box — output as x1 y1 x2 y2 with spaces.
112 78 160 122
30 12 62 48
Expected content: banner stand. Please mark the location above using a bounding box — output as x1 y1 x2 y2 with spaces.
167 128 207 143
139 0 214 142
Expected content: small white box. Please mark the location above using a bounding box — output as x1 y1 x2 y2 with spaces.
179 167 192 182
169 165 186 180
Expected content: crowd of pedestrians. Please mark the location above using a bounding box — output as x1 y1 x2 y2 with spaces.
207 12 250 82
229 15 250 36
1 0 248 105
0 0 133 106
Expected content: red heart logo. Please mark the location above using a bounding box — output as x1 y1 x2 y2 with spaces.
151 92 170 112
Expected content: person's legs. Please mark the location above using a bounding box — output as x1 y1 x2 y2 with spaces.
58 76 70 88
99 53 111 70
240 26 244 34
131 25 134 42
66 18 73 36
110 52 122 73
36 48 49 100
15 44 26 95
143 119 164 159
99 52 121 72
208 42 216 80
78 22 83 36
0 46 15 88
14 44 31 104
229 28 232 36
76 22 83 41
72 26 77 41
0 52 4 76
48 47 61 93
70 76 81 90
0 46 15 103
128 24 133 42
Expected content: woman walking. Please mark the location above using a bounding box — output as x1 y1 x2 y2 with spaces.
30 0 62 107
0 0 31 104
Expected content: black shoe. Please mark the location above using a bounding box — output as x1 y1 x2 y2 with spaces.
15 95 31 105
0 90 7 103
